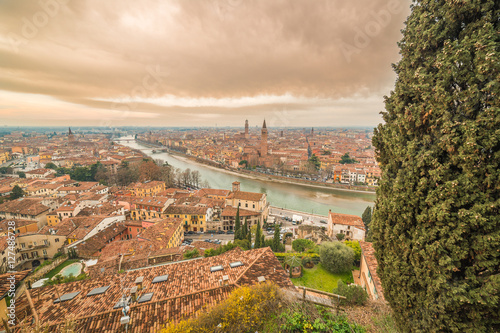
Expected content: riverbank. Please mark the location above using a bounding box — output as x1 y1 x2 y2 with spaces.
134 139 376 194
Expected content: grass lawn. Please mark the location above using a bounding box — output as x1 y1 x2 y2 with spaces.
44 259 79 279
291 263 353 293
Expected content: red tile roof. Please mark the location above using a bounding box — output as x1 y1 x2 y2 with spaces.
359 241 385 301
16 247 293 332
329 212 365 230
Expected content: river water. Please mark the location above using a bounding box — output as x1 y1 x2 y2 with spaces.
116 138 375 217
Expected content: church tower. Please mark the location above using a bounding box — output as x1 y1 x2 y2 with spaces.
260 119 268 157
244 119 249 139
68 127 75 144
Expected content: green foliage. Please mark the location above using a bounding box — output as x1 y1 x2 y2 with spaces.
339 153 358 164
278 305 365 333
17 171 26 178
0 166 13 174
67 248 78 259
292 239 316 252
344 240 361 263
44 162 58 170
371 0 500 331
254 222 262 248
10 185 24 200
43 259 79 279
234 207 241 240
308 154 321 171
183 248 200 259
291 263 352 293
361 206 372 229
336 233 345 241
319 242 354 274
265 239 284 252
272 224 281 252
333 281 368 306
204 241 240 257
301 256 313 266
161 282 281 333
43 272 88 286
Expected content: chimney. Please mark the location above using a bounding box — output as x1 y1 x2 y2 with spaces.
135 276 144 291
130 286 138 302
232 181 240 192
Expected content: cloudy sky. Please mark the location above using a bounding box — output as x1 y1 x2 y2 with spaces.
0 0 410 128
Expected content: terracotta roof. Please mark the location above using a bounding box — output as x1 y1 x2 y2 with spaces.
0 270 30 298
132 196 171 208
16 247 292 332
0 198 49 216
72 224 128 257
39 216 106 238
195 188 231 197
227 191 265 202
329 212 365 230
359 241 385 301
0 219 38 232
221 206 260 217
164 205 209 215
137 218 183 244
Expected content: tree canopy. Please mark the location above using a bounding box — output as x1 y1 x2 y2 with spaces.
371 1 500 331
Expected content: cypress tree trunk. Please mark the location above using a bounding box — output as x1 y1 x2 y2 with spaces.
372 1 499 332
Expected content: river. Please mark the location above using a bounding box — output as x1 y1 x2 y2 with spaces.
116 138 376 217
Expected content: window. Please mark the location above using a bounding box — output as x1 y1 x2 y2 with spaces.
137 228 140 232
55 238 59 242
245 203 248 207
129 228 131 232
21 243 25 249
43 250 47 256
253 204 255 208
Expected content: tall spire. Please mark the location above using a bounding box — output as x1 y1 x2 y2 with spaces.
68 127 73 135
262 119 267 129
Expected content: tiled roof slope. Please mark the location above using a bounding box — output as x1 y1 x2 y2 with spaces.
359 241 385 301
72 223 128 257
329 212 365 230
0 198 49 215
15 247 292 332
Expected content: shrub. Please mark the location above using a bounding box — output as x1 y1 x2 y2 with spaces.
292 239 315 252
334 281 368 306
344 240 361 264
336 233 345 241
160 282 281 333
319 242 354 274
183 248 200 259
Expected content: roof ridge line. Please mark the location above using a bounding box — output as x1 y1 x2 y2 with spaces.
29 284 236 328
234 247 267 284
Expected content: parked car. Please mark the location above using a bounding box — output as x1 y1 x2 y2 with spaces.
204 239 212 243
226 230 235 234
213 240 222 245
184 238 193 244
217 230 225 234
320 220 327 224
187 231 194 235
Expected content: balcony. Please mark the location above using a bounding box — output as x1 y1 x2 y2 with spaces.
17 242 50 253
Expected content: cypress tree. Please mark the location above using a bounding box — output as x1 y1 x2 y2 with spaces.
255 222 262 248
242 218 248 239
361 206 372 230
234 207 241 240
272 224 281 252
247 223 252 244
372 1 499 331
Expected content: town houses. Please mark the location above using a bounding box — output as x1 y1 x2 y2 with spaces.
138 121 381 186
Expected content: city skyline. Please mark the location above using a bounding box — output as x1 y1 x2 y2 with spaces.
1 0 410 127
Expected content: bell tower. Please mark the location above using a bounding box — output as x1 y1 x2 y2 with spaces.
244 120 249 139
260 120 268 157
